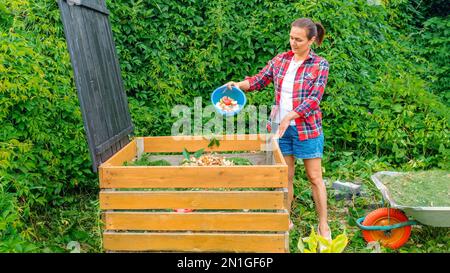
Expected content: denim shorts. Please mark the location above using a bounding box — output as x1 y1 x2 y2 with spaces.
277 125 324 159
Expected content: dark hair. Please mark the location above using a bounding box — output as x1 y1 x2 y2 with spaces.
291 18 326 46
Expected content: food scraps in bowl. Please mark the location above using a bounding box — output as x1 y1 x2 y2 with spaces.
216 96 240 112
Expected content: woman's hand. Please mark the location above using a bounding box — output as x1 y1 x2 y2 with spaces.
225 80 250 91
275 111 300 139
225 81 239 90
275 117 290 139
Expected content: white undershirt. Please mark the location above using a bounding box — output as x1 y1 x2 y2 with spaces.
274 59 303 125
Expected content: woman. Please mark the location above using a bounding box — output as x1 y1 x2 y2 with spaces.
226 18 331 241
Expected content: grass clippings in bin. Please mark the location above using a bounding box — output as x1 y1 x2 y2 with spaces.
380 170 450 207
123 154 171 166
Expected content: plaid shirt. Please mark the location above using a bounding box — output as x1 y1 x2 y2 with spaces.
245 50 329 140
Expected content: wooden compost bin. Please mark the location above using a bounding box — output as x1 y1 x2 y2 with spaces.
99 134 289 253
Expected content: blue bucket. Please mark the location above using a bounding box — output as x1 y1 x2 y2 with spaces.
211 85 247 116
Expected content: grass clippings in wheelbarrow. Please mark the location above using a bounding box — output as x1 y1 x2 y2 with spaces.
379 170 450 207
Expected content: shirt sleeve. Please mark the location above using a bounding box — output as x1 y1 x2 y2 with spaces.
293 59 329 118
244 57 276 92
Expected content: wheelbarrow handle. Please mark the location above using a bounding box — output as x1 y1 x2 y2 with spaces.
356 216 419 231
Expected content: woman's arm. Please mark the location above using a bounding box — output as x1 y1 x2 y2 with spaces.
226 80 250 91
275 111 300 139
226 56 277 92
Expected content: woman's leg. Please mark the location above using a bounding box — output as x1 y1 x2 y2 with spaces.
283 155 295 210
303 158 330 238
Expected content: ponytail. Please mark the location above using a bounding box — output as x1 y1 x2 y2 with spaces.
314 22 326 46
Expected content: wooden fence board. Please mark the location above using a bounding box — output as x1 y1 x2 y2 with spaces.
103 232 287 252
143 135 269 153
104 212 289 231
100 165 287 188
100 191 287 210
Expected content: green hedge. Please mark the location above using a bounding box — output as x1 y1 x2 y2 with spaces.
1 0 96 250
413 16 450 105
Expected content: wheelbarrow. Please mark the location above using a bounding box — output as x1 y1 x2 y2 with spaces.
356 171 450 249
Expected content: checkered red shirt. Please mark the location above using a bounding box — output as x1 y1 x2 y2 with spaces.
245 50 329 140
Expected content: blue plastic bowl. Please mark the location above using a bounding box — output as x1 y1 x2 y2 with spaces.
211 85 247 116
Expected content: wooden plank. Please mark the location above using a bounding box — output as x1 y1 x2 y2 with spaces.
143 134 267 153
102 139 136 166
104 212 289 231
284 231 290 253
62 2 107 170
103 232 287 253
272 140 286 165
100 165 287 188
80 7 116 165
91 10 129 159
58 0 133 171
73 0 110 15
100 191 287 210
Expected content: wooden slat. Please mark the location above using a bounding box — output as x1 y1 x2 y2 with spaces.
272 140 286 165
103 232 287 252
143 134 268 152
104 212 289 231
100 191 287 210
102 139 136 166
99 165 288 188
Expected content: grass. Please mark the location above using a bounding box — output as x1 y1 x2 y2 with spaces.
28 190 103 253
123 153 172 166
379 170 450 207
